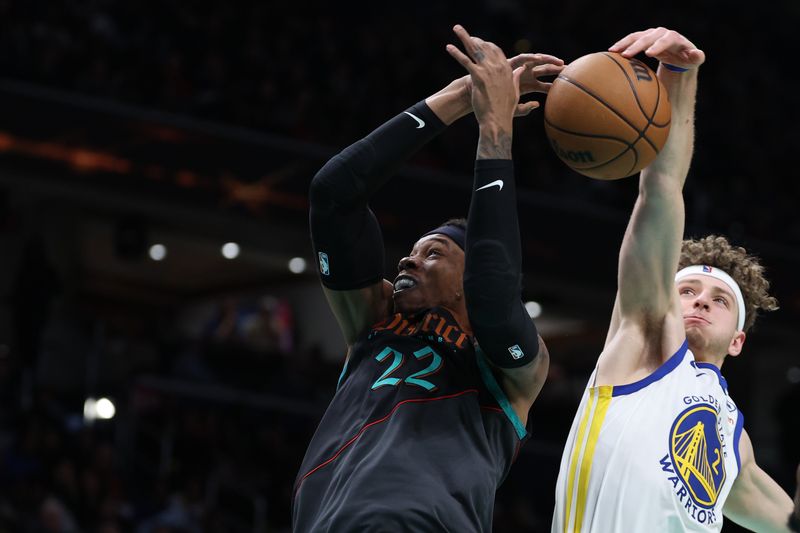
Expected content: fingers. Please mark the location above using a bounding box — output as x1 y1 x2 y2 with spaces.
452 24 476 55
645 30 694 57
451 24 493 64
609 27 705 68
609 30 648 53
446 43 477 73
685 48 706 66
531 63 564 77
617 28 662 58
509 52 564 68
512 64 527 89
611 27 673 58
515 101 540 117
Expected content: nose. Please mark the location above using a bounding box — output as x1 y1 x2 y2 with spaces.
398 255 419 272
693 293 710 310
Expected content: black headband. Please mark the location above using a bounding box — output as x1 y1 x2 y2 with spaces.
422 225 466 251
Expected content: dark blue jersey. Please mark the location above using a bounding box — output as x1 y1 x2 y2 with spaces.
292 306 529 532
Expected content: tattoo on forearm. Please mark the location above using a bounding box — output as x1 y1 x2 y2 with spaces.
477 131 512 159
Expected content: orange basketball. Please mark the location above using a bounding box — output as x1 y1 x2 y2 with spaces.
544 52 671 180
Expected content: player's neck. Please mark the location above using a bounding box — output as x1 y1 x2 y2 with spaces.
691 347 727 370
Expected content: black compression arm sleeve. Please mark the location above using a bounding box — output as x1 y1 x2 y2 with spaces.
309 101 446 290
463 159 540 368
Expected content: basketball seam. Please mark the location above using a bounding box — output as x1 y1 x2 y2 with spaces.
601 53 660 156
544 117 637 173
592 145 640 177
556 73 652 173
604 52 671 168
543 117 634 143
604 53 652 119
556 75 641 142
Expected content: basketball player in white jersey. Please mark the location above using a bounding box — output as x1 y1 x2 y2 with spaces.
552 27 800 532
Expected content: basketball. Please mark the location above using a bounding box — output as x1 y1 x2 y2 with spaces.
544 52 671 180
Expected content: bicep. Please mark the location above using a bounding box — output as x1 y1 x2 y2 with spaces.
322 280 392 347
724 431 794 531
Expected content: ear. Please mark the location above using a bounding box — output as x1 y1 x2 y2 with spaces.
727 330 746 357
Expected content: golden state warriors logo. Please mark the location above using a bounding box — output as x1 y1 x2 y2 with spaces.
669 404 726 508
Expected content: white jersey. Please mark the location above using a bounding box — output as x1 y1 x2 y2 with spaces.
552 340 744 533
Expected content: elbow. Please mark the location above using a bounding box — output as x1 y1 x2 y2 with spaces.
308 162 334 208
309 156 360 212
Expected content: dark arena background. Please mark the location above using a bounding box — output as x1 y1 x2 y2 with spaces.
0 1 798 532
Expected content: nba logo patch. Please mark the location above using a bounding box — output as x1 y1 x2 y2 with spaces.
508 345 524 360
318 252 330 276
702 265 713 273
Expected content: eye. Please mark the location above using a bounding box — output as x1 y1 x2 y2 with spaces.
680 287 694 295
427 248 441 257
714 297 729 307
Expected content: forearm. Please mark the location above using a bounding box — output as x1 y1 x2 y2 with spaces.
725 463 795 533
425 76 473 125
466 125 519 313
329 100 448 201
641 66 698 190
477 123 512 160
464 154 539 369
616 67 696 317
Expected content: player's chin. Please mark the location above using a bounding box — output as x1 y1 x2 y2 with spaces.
685 327 708 350
392 289 426 314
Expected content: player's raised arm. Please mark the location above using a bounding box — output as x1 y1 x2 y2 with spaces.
309 42 563 350
308 78 472 348
447 24 552 419
599 28 705 383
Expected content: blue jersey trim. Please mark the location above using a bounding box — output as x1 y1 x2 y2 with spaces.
336 357 350 391
475 348 527 440
611 340 689 397
693 361 729 393
733 409 745 472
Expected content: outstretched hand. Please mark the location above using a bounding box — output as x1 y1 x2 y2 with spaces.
446 24 523 130
609 27 705 70
509 53 564 115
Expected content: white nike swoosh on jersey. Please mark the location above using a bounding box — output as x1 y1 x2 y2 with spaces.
403 111 425 129
476 180 504 192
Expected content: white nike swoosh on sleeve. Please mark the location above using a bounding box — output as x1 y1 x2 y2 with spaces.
403 111 425 129
475 180 504 192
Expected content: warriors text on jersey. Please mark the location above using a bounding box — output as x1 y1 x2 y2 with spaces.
552 341 744 533
293 307 529 532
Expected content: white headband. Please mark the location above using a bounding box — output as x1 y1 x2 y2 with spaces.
675 265 746 331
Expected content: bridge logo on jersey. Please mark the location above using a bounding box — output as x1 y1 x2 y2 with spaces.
668 404 726 509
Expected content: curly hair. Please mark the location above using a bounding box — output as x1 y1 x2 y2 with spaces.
678 235 778 332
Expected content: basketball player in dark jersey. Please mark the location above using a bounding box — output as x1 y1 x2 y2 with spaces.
292 25 564 531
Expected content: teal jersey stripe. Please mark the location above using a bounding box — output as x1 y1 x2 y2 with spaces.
475 348 527 440
336 357 350 391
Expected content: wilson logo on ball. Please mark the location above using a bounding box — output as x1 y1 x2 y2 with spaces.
632 61 653 82
550 139 595 163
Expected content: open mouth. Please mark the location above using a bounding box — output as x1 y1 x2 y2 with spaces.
393 275 418 292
